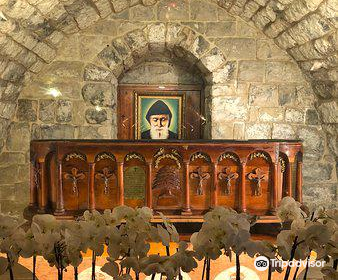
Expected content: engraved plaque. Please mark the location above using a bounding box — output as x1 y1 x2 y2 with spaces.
124 166 146 200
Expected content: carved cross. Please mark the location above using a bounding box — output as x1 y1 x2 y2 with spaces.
190 167 210 195
218 167 239 195
95 167 115 195
64 168 85 197
247 168 267 196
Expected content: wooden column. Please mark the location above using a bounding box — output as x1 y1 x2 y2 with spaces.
29 161 37 207
296 160 303 203
211 162 218 208
146 161 153 209
55 160 65 215
38 160 47 212
286 162 292 197
117 162 124 205
270 162 278 214
89 162 96 211
240 161 247 213
182 161 192 215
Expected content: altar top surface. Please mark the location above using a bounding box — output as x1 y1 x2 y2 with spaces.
32 139 302 144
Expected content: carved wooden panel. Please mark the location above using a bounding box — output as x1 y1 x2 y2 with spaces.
245 152 271 215
124 153 146 208
62 153 88 211
189 152 211 212
217 152 240 210
94 153 118 210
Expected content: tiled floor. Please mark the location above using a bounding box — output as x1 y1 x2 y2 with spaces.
2 243 321 280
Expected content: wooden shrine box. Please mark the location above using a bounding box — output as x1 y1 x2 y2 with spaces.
26 140 303 222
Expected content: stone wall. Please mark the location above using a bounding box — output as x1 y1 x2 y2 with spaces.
0 0 336 215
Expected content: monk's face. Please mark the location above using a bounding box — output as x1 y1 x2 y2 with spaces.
149 114 169 129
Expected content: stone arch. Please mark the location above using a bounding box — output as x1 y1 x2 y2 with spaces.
82 23 228 137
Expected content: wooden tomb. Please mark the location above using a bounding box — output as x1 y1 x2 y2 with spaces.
26 140 303 222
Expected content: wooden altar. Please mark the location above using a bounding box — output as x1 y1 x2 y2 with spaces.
26 140 303 222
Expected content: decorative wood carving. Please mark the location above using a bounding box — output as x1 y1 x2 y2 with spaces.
154 148 182 169
218 152 239 163
190 167 210 195
153 166 181 200
95 167 116 195
64 168 85 196
190 152 211 163
65 153 86 162
218 167 239 195
125 152 145 162
247 168 267 196
95 153 115 162
249 152 269 162
279 157 286 173
34 166 40 190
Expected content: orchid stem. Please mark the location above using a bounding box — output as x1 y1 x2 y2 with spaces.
201 258 206 280
74 266 78 280
33 255 36 280
236 254 240 280
206 258 210 280
268 259 272 280
292 265 300 280
333 259 337 270
303 254 311 280
7 253 14 280
166 245 170 256
151 273 155 280
92 251 96 280
283 236 298 280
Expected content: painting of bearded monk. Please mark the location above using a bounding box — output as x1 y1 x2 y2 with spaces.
137 95 182 140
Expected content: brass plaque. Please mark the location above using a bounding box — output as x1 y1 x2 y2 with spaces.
124 166 146 200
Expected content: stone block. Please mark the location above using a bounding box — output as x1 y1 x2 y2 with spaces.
305 109 320 125
0 152 25 167
40 124 75 139
0 166 19 185
39 100 55 122
318 101 338 123
297 127 325 161
6 123 30 152
208 61 236 84
85 108 108 124
303 183 337 209
182 22 206 34
0 82 21 102
257 40 290 60
0 61 25 83
258 108 284 122
189 35 210 58
18 164 29 182
278 84 314 107
190 0 218 21
0 118 10 139
214 38 256 60
0 102 16 120
236 21 258 37
238 61 265 82
303 162 334 182
211 123 233 139
166 23 184 48
246 123 272 139
56 100 72 123
98 45 123 75
129 3 155 21
16 99 38 122
84 64 113 82
249 85 278 107
82 83 112 106
199 47 226 73
233 122 245 140
32 42 56 63
205 22 236 37
125 29 149 59
56 35 80 61
146 23 166 51
266 61 303 82
111 0 130 13
78 126 104 139
285 108 305 123
272 124 296 139
64 0 100 29
211 96 248 122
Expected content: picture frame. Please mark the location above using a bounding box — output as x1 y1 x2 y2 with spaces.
135 92 185 140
